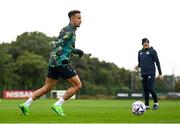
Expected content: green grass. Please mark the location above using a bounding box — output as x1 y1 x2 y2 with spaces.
0 99 180 123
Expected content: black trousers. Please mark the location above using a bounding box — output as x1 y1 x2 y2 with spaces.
141 75 158 106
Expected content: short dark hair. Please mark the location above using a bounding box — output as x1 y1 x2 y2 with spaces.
68 10 81 19
142 38 149 45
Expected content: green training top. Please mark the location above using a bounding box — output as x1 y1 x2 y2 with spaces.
49 23 77 67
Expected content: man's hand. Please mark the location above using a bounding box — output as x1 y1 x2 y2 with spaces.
135 65 139 71
74 49 84 57
158 75 163 80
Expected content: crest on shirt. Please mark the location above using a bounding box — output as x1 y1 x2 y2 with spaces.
146 51 150 55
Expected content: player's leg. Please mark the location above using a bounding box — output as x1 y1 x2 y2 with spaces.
147 75 159 110
52 75 82 116
63 75 82 100
19 77 58 115
31 77 58 100
142 75 150 109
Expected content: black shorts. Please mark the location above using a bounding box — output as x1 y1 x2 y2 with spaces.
47 65 77 80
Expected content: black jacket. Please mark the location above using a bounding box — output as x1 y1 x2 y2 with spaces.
138 47 162 76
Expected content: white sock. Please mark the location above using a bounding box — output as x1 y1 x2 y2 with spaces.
154 103 158 105
54 97 65 106
24 97 33 107
146 106 149 108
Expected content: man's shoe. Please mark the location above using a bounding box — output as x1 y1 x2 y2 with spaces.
19 103 29 115
152 104 159 110
51 104 65 116
146 106 150 110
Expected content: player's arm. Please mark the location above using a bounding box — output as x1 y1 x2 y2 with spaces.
135 51 141 71
56 27 73 46
153 49 162 77
56 27 73 64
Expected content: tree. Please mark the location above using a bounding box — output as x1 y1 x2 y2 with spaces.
0 44 15 96
175 80 180 92
11 32 55 61
14 52 47 89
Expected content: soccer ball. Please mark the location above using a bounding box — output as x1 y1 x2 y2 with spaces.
132 101 146 115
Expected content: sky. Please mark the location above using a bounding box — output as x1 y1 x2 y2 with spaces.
0 0 180 76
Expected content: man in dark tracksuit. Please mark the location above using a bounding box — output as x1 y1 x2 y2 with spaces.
135 38 163 110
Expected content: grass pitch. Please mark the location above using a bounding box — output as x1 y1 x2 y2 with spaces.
0 99 180 123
